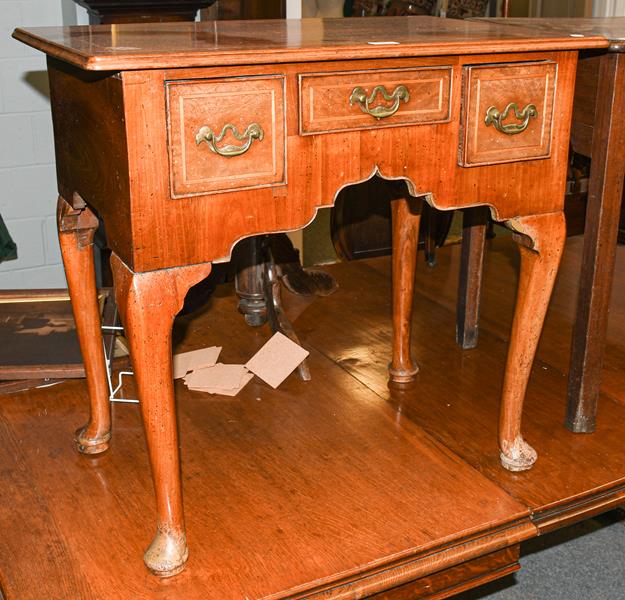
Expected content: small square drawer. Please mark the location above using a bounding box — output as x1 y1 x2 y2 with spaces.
167 75 286 197
299 66 452 135
460 61 557 167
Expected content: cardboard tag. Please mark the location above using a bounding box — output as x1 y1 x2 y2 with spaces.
184 363 248 390
173 346 221 379
245 332 309 389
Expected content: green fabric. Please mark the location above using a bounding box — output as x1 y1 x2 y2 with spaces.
0 214 17 262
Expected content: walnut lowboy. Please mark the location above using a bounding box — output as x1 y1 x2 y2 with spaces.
12 17 607 579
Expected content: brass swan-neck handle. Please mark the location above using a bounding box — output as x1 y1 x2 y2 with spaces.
484 103 538 135
195 123 264 157
349 84 410 120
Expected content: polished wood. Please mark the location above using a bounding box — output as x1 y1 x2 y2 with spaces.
470 17 625 433
299 66 451 134
12 18 607 72
456 206 489 349
57 196 111 455
110 254 212 577
0 281 534 597
499 212 566 471
167 76 286 196
295 240 625 531
75 0 215 23
40 50 580 273
5 242 625 596
460 61 556 166
369 547 520 599
390 197 423 383
12 18 599 577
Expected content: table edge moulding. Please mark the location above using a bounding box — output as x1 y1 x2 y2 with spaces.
12 16 608 581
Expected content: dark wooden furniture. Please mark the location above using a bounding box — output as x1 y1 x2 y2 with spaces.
462 17 625 435
217 0 285 19
13 17 605 579
75 0 216 22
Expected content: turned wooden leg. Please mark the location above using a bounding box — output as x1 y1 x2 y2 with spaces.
111 253 212 577
567 52 625 433
57 196 111 454
389 196 423 383
456 207 490 350
234 235 267 327
499 211 566 472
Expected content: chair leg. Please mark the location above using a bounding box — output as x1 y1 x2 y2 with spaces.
57 196 111 454
456 207 490 350
389 196 424 383
499 211 566 471
234 235 268 327
111 253 212 577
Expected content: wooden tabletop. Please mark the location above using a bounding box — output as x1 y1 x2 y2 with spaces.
13 16 608 71
476 17 625 52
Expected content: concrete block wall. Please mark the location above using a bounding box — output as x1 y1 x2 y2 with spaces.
0 1 88 289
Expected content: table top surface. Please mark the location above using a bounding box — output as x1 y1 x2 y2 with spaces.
13 16 607 71
476 17 625 50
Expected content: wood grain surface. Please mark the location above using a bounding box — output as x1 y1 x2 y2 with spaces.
0 282 532 597
294 238 625 526
474 17 625 50
46 50 578 273
12 17 607 71
2 238 625 597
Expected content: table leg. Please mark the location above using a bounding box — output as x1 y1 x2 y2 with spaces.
234 235 268 327
389 196 423 384
57 196 111 454
567 52 625 433
499 211 566 471
456 207 490 350
110 253 212 577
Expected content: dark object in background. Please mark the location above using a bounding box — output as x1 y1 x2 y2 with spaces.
216 0 285 19
75 0 217 23
0 214 17 263
0 288 122 381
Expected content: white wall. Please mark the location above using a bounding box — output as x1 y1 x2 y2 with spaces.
594 0 625 16
0 1 61 288
0 1 88 289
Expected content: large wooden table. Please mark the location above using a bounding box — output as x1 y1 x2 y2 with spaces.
12 17 606 581
463 18 625 435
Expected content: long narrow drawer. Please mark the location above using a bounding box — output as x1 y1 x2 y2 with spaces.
166 75 286 197
460 61 557 167
299 66 452 135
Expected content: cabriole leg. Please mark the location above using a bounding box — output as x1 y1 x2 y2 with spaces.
57 196 111 454
389 196 424 384
111 253 212 577
499 211 566 471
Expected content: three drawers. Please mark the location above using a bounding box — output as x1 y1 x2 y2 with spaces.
460 61 557 167
299 67 452 134
166 76 286 197
165 60 557 198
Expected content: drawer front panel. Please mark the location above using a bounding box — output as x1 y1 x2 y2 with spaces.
299 67 452 135
460 61 557 167
167 76 286 197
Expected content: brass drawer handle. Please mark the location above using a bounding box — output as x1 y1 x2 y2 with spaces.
195 123 264 157
349 85 410 120
484 103 538 135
